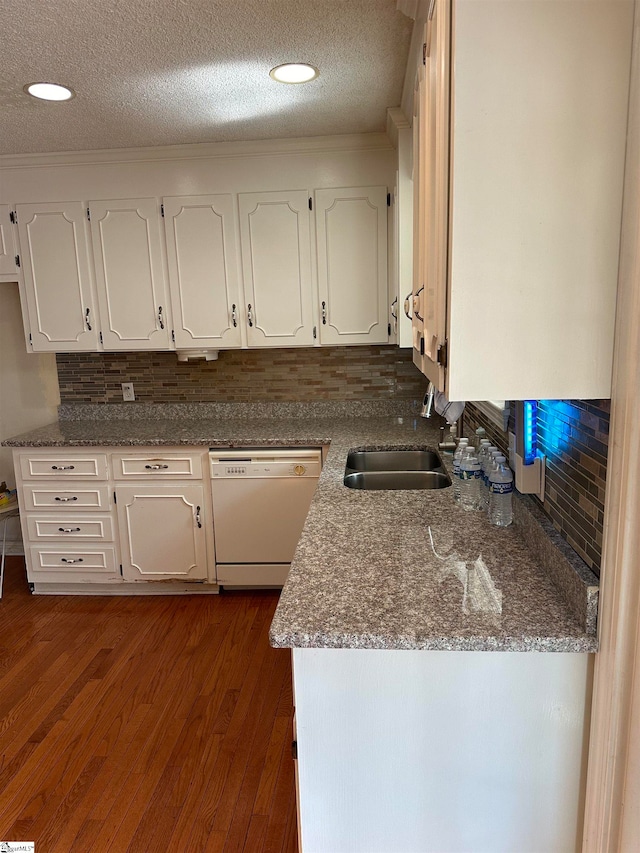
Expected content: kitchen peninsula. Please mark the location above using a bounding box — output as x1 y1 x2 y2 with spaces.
3 401 598 851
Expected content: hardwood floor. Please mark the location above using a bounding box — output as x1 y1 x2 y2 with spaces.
0 557 298 852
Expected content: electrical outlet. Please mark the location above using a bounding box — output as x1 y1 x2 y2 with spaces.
121 382 135 402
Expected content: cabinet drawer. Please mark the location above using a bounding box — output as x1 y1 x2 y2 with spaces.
29 546 118 574
19 453 108 480
26 514 114 542
113 452 203 479
21 483 112 511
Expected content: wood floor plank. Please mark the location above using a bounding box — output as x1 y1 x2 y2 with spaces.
0 558 298 852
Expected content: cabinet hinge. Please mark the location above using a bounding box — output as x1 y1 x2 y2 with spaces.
420 336 425 356
291 740 298 760
313 325 317 340
171 329 175 342
423 42 427 65
14 254 20 268
160 203 165 218
437 340 448 368
9 210 16 224
86 207 91 221
99 331 103 344
387 192 391 207
308 198 313 211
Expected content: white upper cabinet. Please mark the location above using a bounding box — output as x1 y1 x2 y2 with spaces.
89 198 172 350
238 190 314 347
16 201 99 351
163 194 242 349
315 186 388 345
0 204 19 280
411 0 633 401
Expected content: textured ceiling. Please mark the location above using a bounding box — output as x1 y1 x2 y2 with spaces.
0 0 413 155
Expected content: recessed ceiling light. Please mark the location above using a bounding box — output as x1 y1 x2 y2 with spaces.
269 63 319 84
24 82 75 102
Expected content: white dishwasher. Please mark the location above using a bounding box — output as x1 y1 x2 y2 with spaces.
210 448 322 588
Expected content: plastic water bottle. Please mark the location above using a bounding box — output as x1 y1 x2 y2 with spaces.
459 448 482 511
474 427 486 451
452 438 469 504
477 442 492 510
488 455 514 527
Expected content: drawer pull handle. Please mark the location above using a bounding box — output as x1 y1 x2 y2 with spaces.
196 506 202 529
51 465 75 471
321 301 327 324
59 527 81 533
231 304 238 328
144 464 169 470
60 557 83 564
55 496 78 502
158 305 165 330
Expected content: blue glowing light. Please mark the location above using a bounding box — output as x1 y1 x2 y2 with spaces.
523 400 537 465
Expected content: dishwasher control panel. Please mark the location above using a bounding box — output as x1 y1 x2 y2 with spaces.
209 448 322 479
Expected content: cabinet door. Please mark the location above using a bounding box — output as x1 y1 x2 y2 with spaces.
0 204 19 279
15 202 99 351
163 194 242 349
315 186 388 345
90 198 171 350
116 483 207 581
413 7 450 390
239 190 314 347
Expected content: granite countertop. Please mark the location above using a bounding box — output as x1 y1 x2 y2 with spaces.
3 403 599 653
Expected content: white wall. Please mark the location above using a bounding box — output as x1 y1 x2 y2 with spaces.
0 282 59 538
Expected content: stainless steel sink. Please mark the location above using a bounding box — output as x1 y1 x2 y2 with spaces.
343 470 451 490
345 449 442 472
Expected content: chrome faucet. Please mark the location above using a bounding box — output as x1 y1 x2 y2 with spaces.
420 383 435 418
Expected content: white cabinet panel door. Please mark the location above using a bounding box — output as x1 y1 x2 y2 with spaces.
315 186 388 345
0 204 19 279
90 198 171 350
16 202 99 351
116 483 207 581
239 190 314 347
164 194 242 348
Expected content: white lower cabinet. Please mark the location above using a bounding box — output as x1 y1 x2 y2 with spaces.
14 447 216 590
115 483 208 582
293 647 592 853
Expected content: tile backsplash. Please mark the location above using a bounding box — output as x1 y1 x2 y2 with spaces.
465 400 609 575
57 348 608 575
56 346 430 404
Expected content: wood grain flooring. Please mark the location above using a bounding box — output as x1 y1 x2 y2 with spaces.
0 557 298 853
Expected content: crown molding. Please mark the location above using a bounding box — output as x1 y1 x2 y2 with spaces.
0 132 394 171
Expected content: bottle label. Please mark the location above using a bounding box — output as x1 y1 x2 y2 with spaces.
461 470 481 480
490 482 513 495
